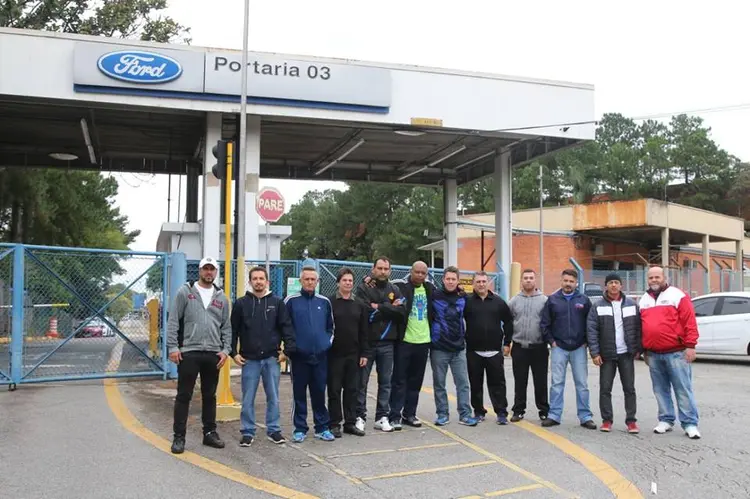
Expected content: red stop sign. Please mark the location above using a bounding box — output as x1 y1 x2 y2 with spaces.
256 187 285 223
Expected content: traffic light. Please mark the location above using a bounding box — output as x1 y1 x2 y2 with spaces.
211 139 228 179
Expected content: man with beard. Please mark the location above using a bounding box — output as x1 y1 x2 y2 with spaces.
639 266 701 439
389 261 435 429
231 266 297 447
541 269 596 429
167 257 232 454
355 257 407 433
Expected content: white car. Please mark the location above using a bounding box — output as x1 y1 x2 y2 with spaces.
692 292 750 356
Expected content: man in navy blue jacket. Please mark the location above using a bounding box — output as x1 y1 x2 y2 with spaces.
540 269 596 429
284 266 335 443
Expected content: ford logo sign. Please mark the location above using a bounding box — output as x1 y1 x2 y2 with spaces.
97 50 183 84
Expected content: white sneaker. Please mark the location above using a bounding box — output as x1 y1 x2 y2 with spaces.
685 425 701 439
653 421 674 434
355 417 366 433
374 416 394 432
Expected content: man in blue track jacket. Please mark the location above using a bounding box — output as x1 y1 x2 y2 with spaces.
284 266 335 443
540 269 596 429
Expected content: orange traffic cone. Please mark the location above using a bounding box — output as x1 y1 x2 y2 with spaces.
46 317 59 338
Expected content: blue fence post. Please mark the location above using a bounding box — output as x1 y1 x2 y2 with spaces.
568 257 584 292
167 252 187 380
10 244 24 387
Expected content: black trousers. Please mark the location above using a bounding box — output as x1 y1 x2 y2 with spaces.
511 344 549 417
600 353 637 424
173 351 221 437
467 350 508 417
389 342 430 422
327 354 360 428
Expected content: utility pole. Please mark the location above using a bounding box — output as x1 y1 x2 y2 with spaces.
236 0 250 258
539 163 544 291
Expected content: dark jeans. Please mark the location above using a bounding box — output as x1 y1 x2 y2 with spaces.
467 351 508 417
173 351 220 437
291 354 330 434
389 342 430 422
328 354 359 429
357 341 394 421
511 344 549 417
600 353 637 424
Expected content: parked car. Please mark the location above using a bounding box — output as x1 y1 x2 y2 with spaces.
692 292 750 356
75 316 115 338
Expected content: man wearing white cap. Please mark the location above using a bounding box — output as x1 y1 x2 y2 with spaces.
167 256 232 454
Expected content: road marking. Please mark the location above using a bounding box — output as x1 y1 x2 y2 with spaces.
458 483 545 498
516 421 643 498
288 444 364 485
327 442 460 459
360 460 496 481
421 385 642 499
103 380 318 499
422 419 575 498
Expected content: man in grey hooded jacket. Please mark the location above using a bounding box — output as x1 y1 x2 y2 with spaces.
167 257 232 454
508 269 549 422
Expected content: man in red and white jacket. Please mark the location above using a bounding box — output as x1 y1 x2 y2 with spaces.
639 266 701 439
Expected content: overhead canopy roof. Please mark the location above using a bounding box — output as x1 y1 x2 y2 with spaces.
0 96 580 186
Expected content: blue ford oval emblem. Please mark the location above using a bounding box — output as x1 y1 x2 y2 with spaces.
97 50 183 84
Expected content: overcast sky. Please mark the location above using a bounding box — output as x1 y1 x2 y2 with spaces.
114 1 750 251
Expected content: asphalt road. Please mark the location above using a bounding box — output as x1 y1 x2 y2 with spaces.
0 354 748 499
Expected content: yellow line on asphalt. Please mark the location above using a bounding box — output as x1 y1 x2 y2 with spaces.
288 444 364 485
327 442 460 459
421 385 643 499
103 380 318 499
360 460 496 481
516 421 643 498
458 483 545 498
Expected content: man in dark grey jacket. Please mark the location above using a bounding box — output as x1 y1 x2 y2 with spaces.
507 269 549 423
167 257 232 454
586 273 642 434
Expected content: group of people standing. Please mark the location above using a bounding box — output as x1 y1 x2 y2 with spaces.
165 256 701 454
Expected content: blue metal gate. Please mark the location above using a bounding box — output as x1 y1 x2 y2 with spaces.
0 243 171 388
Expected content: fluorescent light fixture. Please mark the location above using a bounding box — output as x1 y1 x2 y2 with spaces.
394 130 425 137
49 152 78 161
397 145 467 181
315 138 366 176
80 118 96 164
453 150 496 170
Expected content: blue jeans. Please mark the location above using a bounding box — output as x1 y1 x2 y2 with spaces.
240 357 281 437
430 349 472 420
647 351 699 428
548 345 593 424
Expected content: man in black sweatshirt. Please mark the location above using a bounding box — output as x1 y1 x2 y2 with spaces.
354 256 407 433
464 271 514 425
230 266 296 447
328 267 369 438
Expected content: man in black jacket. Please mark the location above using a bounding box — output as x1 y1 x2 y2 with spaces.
464 271 514 425
586 273 642 434
231 266 296 447
328 267 369 438
354 256 407 433
389 261 435 429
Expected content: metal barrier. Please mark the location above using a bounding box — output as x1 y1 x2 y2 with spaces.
0 243 172 388
585 268 741 298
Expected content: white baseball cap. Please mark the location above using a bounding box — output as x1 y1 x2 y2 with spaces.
199 257 219 269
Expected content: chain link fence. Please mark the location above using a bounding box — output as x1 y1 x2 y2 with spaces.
585 268 742 298
0 247 13 384
15 246 166 382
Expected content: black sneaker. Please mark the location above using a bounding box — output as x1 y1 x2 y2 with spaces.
171 436 185 454
580 420 597 430
539 413 548 421
203 431 225 449
510 413 524 423
541 419 560 427
267 432 287 444
330 427 343 438
402 416 422 428
343 425 365 436
240 435 254 447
